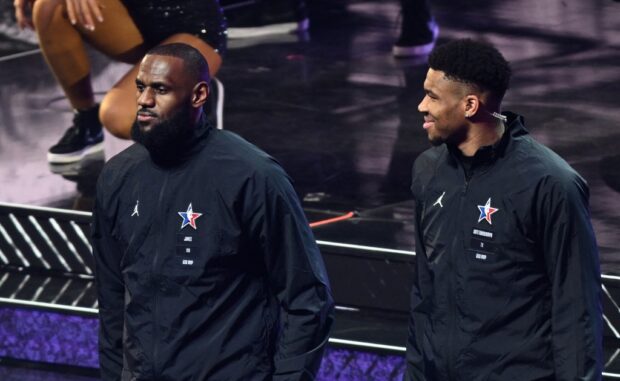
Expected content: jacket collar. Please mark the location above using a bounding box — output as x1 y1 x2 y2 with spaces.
446 111 528 169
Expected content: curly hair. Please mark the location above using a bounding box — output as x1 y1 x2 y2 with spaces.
428 39 511 103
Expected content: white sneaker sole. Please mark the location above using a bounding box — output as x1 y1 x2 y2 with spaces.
47 141 104 164
227 18 309 39
393 40 436 57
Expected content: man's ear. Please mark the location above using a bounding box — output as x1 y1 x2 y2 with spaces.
464 94 481 118
191 81 209 108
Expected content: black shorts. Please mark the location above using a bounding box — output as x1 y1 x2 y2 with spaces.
123 0 227 54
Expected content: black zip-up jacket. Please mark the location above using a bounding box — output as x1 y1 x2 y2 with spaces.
405 112 602 380
92 120 334 381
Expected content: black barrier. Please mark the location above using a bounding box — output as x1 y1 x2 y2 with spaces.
0 201 619 345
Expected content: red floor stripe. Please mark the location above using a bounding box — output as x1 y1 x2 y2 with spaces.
309 211 355 228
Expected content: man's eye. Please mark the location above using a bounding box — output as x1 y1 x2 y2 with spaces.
157 87 167 94
137 85 144 92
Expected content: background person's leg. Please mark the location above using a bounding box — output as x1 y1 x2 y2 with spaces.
32 0 144 110
393 0 438 57
32 0 145 163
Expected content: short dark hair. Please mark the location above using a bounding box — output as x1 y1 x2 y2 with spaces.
146 43 211 83
428 39 511 103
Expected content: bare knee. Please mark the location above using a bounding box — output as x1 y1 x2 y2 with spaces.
163 33 197 44
32 0 65 33
99 97 135 140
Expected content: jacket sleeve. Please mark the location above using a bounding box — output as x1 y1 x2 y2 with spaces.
539 175 602 380
404 199 431 381
404 205 428 381
245 166 335 381
404 152 438 381
91 177 125 381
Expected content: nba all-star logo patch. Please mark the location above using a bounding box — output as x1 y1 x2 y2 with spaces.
178 203 202 230
477 197 499 225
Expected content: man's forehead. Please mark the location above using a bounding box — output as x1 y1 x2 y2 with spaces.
425 68 468 94
425 68 447 86
138 54 186 80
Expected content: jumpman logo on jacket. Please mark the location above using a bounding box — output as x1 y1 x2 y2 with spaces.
433 191 446 208
132 200 139 217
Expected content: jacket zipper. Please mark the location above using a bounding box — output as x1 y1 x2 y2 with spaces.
152 173 170 379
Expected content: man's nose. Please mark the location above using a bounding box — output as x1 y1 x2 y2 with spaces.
418 96 428 113
138 88 155 107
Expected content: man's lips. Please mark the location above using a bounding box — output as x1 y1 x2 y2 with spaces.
137 112 157 123
423 118 435 130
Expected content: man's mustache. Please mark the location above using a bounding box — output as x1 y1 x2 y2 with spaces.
137 109 158 117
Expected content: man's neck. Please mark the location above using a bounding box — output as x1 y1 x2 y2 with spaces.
457 119 505 157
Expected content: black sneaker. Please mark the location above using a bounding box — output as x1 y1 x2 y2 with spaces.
226 0 309 39
47 105 104 165
393 19 439 57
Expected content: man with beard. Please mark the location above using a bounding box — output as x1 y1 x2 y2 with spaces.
92 43 334 381
405 39 602 380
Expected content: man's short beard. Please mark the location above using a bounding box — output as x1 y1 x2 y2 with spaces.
131 106 194 163
428 125 467 148
429 135 446 147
